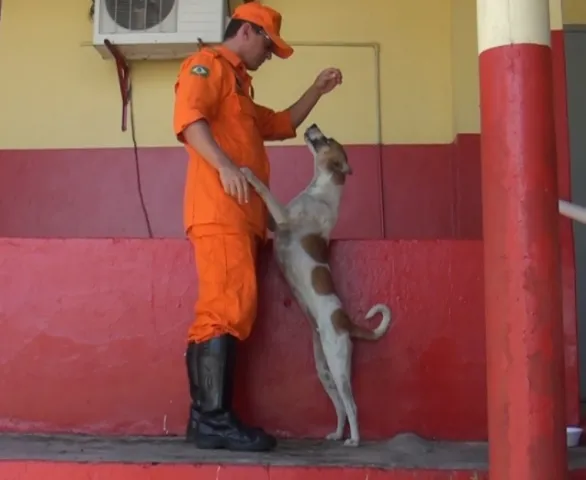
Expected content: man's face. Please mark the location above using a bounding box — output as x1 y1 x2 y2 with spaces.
239 23 274 71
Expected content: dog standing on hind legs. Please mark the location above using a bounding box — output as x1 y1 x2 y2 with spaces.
240 123 392 447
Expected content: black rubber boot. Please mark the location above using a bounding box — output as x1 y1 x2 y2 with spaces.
195 334 277 451
185 341 200 442
185 339 267 445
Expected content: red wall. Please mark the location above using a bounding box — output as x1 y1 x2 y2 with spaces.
0 137 481 240
0 131 579 439
0 237 487 440
0 136 493 441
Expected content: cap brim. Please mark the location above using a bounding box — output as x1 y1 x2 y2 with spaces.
268 32 294 59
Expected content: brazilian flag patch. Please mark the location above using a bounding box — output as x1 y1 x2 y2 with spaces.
191 65 210 77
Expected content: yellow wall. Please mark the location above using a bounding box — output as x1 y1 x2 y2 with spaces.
0 0 577 150
451 0 480 135
449 0 570 136
564 0 586 24
0 0 453 148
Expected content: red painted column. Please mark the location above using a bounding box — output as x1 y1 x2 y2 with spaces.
476 0 568 479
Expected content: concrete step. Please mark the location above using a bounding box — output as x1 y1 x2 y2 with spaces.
2 433 586 479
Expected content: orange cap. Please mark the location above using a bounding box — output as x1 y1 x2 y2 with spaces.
231 2 294 59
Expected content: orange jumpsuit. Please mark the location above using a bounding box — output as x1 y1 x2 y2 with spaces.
173 46 297 343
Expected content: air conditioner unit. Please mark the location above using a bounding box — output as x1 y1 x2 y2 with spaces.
92 0 230 60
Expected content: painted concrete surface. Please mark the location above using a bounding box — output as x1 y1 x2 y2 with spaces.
0 138 481 240
479 3 569 476
0 0 454 147
0 462 490 480
2 432 586 479
0 238 487 440
0 0 581 148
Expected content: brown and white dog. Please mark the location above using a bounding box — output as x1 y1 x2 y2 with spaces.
240 123 392 447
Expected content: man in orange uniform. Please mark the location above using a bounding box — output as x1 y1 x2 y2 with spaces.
173 2 342 452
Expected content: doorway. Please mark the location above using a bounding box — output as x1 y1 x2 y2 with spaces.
565 25 586 403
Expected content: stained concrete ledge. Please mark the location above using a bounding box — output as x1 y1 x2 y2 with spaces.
1 433 586 471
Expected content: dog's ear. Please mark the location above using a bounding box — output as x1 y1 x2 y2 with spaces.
326 157 343 173
326 157 351 184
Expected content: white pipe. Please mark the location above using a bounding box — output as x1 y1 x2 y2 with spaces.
559 199 586 225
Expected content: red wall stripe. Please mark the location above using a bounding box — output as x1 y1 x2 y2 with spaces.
0 139 482 240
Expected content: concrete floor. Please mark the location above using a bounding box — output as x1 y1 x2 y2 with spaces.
2 432 586 471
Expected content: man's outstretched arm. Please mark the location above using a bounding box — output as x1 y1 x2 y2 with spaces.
254 67 343 141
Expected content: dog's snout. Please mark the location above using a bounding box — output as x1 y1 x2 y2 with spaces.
304 123 324 140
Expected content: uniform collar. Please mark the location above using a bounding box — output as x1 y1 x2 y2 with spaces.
214 45 250 80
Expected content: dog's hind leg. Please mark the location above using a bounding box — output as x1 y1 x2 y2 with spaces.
312 333 347 441
240 167 289 225
323 336 360 447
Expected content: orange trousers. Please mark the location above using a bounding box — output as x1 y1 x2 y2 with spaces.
187 229 260 343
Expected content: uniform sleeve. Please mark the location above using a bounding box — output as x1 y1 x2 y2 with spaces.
173 53 226 144
253 104 297 142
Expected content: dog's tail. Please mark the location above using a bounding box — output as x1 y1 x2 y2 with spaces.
350 303 392 341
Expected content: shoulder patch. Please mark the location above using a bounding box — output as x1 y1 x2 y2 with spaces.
191 65 210 77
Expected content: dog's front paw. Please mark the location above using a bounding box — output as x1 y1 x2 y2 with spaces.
326 431 343 441
343 438 360 447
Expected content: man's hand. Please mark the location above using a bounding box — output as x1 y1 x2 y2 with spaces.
219 163 250 204
182 121 250 204
313 68 343 95
287 68 343 128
